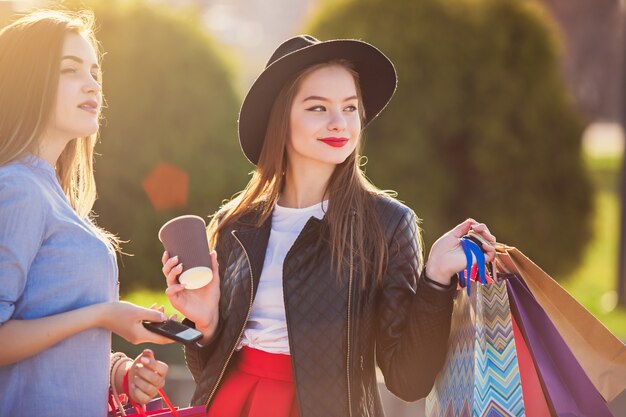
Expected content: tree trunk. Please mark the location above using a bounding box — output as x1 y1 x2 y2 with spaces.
617 8 626 306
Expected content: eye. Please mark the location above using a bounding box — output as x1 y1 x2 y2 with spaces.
344 105 358 112
91 72 100 82
306 105 326 112
61 67 77 74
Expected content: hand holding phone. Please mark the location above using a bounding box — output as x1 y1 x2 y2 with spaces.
142 319 203 344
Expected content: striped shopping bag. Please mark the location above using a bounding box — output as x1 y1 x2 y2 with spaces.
425 279 525 417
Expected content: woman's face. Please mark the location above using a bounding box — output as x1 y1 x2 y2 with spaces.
44 32 102 143
288 64 362 168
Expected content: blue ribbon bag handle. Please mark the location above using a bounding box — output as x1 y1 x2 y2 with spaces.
457 237 487 295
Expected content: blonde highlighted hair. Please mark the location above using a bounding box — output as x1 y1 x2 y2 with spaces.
0 9 118 249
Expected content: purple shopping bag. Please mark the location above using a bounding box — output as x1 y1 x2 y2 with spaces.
108 398 165 416
505 274 613 417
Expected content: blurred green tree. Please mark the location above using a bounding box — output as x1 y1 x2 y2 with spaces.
307 0 593 278
69 0 249 291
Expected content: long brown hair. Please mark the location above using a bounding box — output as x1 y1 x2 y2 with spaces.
209 60 420 285
0 9 118 249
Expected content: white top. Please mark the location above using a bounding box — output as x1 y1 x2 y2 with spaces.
237 200 327 354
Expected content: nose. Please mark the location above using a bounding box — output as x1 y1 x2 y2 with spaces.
327 109 347 132
83 75 101 95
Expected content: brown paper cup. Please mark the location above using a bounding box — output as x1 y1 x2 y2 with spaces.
158 215 212 289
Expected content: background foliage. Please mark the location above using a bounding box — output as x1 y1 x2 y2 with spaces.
69 0 250 291
307 0 593 277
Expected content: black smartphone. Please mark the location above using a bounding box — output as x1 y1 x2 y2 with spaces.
142 319 203 344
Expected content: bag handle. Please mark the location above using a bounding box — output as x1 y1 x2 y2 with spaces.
110 356 133 416
458 237 487 295
123 370 180 417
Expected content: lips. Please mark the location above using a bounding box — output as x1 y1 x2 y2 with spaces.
319 137 349 148
78 99 99 114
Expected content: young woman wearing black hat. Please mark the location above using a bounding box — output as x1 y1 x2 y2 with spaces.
162 35 496 417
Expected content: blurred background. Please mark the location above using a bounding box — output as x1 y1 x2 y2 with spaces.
2 0 626 414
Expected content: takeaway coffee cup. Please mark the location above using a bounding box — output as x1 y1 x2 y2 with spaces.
158 215 213 289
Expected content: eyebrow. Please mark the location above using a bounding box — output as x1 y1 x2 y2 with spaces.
302 95 358 102
61 55 100 70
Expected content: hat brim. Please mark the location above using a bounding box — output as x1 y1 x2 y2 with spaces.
238 39 397 165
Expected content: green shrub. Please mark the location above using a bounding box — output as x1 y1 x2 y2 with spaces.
307 0 593 277
74 1 249 291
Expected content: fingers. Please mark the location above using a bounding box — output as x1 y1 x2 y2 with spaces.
129 350 168 404
166 265 183 287
118 301 167 322
139 328 176 345
452 218 497 244
162 255 182 284
470 222 496 243
140 348 154 360
148 304 172 320
161 251 169 266
210 250 220 283
139 353 169 377
165 284 186 297
130 373 161 404
133 375 162 401
128 350 157 403
141 307 167 323
464 221 498 264
130 382 153 405
451 218 478 238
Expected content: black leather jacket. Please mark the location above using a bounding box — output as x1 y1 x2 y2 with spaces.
184 195 456 417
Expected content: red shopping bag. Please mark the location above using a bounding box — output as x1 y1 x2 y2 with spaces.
145 404 207 417
116 374 207 417
511 315 551 417
124 390 206 417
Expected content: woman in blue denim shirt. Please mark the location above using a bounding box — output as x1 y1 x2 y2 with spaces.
0 10 171 416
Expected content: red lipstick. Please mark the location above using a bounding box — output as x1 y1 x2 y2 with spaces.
319 137 349 148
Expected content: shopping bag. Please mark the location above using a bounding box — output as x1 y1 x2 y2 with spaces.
510 315 551 417
495 246 626 401
505 274 613 416
109 398 165 416
145 406 207 417
425 279 525 417
111 386 207 417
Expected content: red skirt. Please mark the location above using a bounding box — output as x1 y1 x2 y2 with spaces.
207 347 300 417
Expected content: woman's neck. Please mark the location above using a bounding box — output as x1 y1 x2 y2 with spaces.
37 133 72 168
279 160 334 208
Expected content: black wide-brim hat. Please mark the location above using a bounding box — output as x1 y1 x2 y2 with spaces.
238 35 398 165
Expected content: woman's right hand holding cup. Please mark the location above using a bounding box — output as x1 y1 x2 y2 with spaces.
162 250 221 343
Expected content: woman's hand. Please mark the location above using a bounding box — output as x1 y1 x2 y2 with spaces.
424 219 496 286
99 302 174 345
118 349 169 405
162 250 221 342
127 350 168 405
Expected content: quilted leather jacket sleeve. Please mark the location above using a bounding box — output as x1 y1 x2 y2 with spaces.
375 208 456 401
184 227 232 383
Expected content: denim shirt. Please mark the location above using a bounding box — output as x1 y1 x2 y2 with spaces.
0 155 118 416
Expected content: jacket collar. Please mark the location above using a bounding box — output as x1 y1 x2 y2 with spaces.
232 207 325 287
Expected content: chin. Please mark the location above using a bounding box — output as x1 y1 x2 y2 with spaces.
76 124 99 138
329 153 352 165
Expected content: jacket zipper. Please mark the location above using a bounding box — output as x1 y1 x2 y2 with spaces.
346 219 354 417
205 230 255 407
